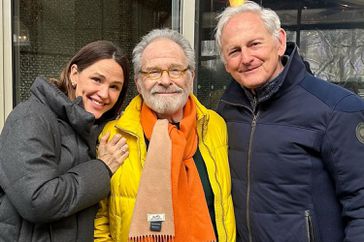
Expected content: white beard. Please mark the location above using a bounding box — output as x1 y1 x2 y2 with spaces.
138 80 192 116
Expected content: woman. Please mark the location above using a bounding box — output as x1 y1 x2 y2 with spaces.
0 40 130 242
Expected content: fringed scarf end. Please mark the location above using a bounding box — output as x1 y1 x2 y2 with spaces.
128 234 175 242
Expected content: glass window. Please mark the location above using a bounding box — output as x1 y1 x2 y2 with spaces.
195 0 364 109
12 0 177 107
299 29 364 96
196 1 229 109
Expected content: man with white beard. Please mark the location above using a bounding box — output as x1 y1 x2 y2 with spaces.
94 28 236 242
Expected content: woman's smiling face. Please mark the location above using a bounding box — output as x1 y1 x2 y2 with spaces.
70 58 124 119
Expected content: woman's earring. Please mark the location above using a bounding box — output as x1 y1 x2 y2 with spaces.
71 80 76 88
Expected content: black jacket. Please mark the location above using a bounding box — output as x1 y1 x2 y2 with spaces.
0 77 111 242
218 43 364 242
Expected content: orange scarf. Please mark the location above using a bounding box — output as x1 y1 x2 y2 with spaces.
130 97 216 242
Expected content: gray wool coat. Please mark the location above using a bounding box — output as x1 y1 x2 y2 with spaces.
0 77 111 242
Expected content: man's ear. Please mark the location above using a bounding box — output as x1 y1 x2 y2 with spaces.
190 69 195 81
277 28 287 57
224 62 231 74
134 77 142 94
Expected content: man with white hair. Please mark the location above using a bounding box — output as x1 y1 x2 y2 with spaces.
216 1 364 242
94 28 235 242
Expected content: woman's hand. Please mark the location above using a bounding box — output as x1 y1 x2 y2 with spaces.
97 132 129 174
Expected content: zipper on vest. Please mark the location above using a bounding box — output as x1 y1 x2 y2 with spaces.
220 96 257 242
305 210 315 242
207 144 228 241
246 112 258 242
200 117 228 241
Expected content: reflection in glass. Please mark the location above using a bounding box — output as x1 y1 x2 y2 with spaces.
201 40 218 57
12 0 175 106
300 29 364 96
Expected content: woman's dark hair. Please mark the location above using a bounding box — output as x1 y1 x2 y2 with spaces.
51 40 130 119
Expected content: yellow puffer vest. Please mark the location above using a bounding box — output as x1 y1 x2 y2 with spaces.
94 95 235 242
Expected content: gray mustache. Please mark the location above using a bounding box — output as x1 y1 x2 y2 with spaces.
151 87 183 94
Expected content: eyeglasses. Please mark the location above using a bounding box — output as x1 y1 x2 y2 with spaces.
140 67 189 80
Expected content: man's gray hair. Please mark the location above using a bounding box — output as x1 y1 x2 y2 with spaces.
215 1 282 63
132 28 195 76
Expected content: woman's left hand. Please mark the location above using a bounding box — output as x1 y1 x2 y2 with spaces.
97 132 129 174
